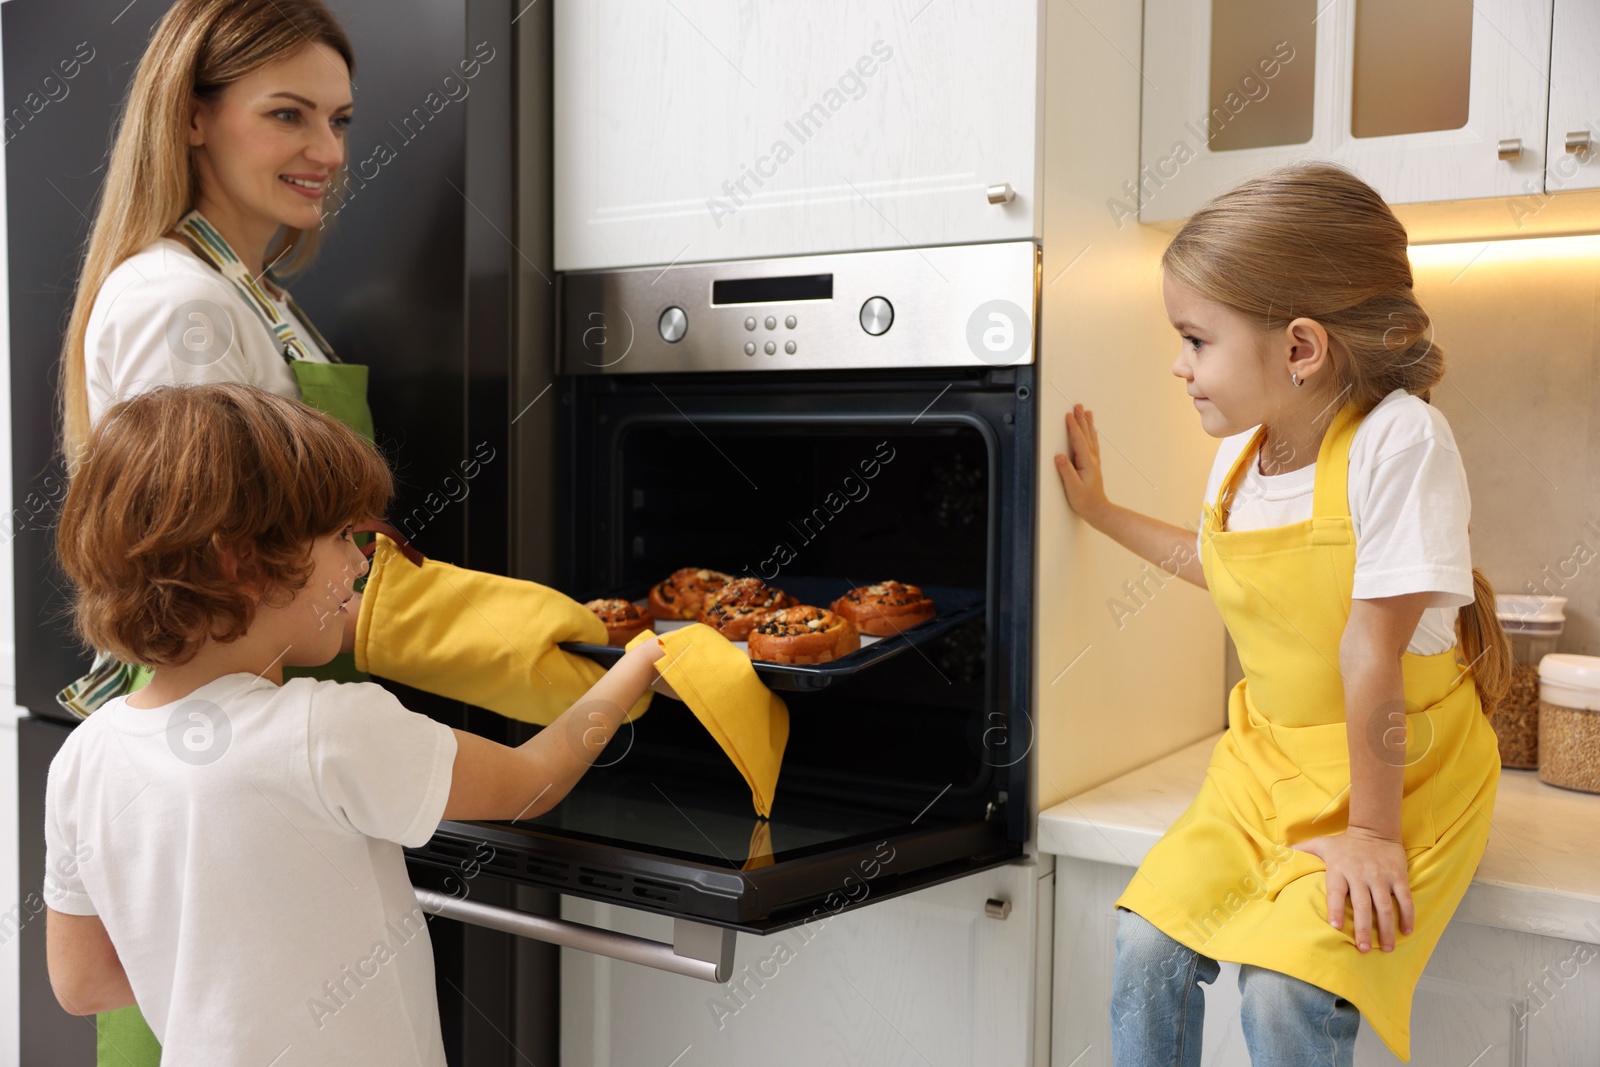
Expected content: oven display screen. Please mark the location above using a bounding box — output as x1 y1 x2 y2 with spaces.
711 273 833 305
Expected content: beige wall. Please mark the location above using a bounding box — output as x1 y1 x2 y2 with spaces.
1410 237 1600 656
1034 0 1229 816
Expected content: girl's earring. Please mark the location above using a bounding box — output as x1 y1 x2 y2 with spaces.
1290 371 1302 388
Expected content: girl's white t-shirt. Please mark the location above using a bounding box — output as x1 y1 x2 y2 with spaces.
1197 389 1475 655
84 237 329 424
43 674 457 1067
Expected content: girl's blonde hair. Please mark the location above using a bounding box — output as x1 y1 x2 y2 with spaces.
58 0 353 463
1163 162 1513 709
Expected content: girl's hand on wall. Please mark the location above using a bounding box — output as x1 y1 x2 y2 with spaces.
1294 828 1415 953
1054 404 1111 523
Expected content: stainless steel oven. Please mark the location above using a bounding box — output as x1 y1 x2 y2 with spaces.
405 240 1038 985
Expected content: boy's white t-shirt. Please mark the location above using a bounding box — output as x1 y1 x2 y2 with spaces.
44 674 458 1067
84 237 328 424
1197 389 1475 655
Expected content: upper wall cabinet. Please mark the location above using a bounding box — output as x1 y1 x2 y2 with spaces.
1547 0 1600 194
554 0 1041 271
1140 0 1556 222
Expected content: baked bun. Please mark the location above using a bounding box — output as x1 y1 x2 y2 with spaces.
831 581 936 637
747 606 861 665
584 598 654 647
697 577 793 640
647 567 733 621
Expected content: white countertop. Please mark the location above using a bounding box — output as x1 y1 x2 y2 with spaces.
1039 733 1600 944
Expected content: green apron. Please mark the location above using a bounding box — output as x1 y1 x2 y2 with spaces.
84 211 376 1063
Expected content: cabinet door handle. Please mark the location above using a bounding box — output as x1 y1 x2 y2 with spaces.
415 887 737 982
987 182 1016 204
1497 138 1523 161
1567 130 1593 154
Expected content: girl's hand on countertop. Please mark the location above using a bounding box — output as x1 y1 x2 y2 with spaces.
1054 404 1111 523
1294 828 1415 953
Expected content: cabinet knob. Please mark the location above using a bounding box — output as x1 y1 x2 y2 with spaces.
1566 130 1593 154
1497 138 1523 161
984 897 1012 920
986 182 1016 204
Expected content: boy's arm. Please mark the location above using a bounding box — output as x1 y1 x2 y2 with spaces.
46 908 136 1015
442 637 665 822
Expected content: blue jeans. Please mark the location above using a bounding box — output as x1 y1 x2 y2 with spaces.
1110 909 1359 1066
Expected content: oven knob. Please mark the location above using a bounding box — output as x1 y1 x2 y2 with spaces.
658 306 687 343
859 296 893 336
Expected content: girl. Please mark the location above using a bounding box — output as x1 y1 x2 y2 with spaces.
44 383 671 1066
1055 163 1507 1065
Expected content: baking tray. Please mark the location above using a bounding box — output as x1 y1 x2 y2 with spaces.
561 577 984 692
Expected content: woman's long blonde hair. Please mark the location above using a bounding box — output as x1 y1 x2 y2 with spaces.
1163 162 1513 709
58 0 353 463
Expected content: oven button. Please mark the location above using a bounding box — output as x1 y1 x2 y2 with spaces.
859 296 893 336
744 342 756 356
658 306 687 343
785 315 797 329
764 315 777 330
764 341 776 355
744 316 757 331
784 340 797 354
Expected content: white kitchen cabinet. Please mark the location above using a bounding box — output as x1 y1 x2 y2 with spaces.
560 859 1048 1067
1545 0 1600 195
1137 0 1332 225
1331 0 1552 207
1140 0 1554 223
553 0 1041 271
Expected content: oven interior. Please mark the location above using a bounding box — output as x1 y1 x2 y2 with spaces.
516 371 1033 875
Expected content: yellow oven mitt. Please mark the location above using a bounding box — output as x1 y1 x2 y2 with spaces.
627 624 789 818
354 535 650 726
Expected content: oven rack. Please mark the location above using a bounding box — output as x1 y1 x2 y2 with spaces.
561 577 983 692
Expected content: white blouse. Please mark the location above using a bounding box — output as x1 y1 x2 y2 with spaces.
1197 389 1476 655
84 237 328 424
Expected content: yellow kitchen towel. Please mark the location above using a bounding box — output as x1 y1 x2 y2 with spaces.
355 535 651 726
626 624 789 818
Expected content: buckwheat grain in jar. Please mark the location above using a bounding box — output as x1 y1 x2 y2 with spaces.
1490 596 1565 770
1538 654 1600 793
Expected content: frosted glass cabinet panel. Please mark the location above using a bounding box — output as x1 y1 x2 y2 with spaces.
1334 0 1551 205
1207 0 1316 151
1350 0 1472 139
1140 0 1333 223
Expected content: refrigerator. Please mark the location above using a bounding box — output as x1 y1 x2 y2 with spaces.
3 0 552 1062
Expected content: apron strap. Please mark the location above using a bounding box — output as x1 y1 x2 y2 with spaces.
170 211 341 366
1309 401 1362 521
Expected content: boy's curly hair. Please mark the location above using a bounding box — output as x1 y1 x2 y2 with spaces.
57 383 393 667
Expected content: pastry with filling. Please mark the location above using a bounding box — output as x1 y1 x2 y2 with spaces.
647 567 733 621
831 580 937 636
747 605 861 664
584 598 654 647
697 577 794 640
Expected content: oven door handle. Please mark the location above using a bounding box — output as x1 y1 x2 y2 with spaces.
414 887 736 983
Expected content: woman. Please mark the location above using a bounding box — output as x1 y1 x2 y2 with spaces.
56 2 642 1059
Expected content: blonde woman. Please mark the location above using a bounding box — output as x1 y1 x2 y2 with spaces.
51 1 644 1060
1056 163 1508 1064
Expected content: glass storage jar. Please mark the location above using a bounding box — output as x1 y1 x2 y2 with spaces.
1489 595 1565 769
1539 654 1600 793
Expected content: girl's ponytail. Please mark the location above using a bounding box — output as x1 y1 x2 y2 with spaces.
1457 568 1512 711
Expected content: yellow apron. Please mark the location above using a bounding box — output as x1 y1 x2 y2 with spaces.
1115 401 1500 1061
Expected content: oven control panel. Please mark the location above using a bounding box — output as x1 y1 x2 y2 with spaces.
559 240 1039 374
